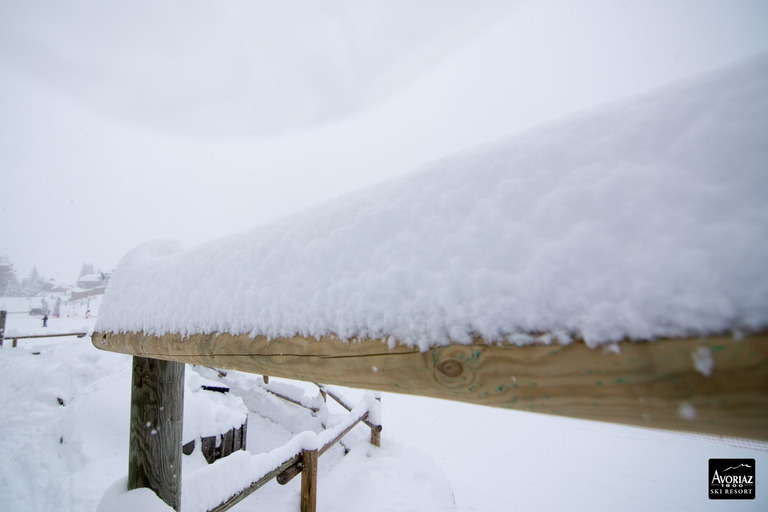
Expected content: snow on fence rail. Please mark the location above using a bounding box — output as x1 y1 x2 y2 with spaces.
258 377 325 413
202 393 381 512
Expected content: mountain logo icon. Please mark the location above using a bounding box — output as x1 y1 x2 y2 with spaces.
722 463 752 473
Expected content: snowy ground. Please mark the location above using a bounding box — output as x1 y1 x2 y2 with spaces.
1 311 766 511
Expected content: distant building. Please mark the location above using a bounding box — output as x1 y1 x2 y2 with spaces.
71 272 111 300
76 273 108 290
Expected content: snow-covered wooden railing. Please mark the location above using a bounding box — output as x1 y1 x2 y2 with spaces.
115 348 382 512
205 393 381 512
258 377 324 413
2 331 88 347
91 57 768 511
315 384 383 447
0 309 88 347
95 330 768 442
93 328 768 509
256 378 384 449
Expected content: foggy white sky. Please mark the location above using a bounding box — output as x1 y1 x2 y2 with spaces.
1 0 766 283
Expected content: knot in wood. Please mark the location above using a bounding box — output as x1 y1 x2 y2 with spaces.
436 359 463 377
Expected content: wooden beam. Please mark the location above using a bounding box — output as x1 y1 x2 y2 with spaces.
128 356 185 511
94 331 768 440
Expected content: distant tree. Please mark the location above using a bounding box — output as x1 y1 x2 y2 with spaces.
0 255 21 296
21 266 47 296
79 263 95 277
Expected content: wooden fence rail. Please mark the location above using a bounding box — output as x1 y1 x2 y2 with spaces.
277 409 372 486
208 394 378 512
92 328 767 511
0 310 87 348
5 332 88 347
5 332 88 340
255 377 380 458
94 330 768 440
258 378 322 413
316 384 382 447
0 330 88 349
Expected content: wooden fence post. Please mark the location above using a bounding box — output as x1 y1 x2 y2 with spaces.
300 448 318 512
128 356 185 511
0 310 6 347
370 425 381 447
370 395 382 447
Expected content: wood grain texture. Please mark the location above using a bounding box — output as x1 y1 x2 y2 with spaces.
128 356 185 511
300 449 318 512
95 331 768 440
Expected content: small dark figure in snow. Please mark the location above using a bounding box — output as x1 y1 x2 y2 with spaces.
42 314 48 327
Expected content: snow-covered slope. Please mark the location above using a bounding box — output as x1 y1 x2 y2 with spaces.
97 56 768 348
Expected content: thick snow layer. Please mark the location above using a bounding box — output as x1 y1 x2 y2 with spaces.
97 56 768 348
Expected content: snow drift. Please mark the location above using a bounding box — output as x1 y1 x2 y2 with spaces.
97 55 768 348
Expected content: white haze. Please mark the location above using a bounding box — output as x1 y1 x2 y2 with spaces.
1 0 767 282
